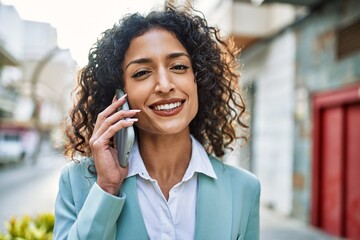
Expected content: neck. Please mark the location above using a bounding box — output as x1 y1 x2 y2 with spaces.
138 130 192 176
137 129 192 199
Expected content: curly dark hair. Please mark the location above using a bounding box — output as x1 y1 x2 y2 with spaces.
65 4 248 159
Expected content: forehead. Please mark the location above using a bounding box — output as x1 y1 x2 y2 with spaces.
124 28 188 61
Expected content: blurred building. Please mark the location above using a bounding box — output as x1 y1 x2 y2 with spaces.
188 0 360 238
0 3 76 163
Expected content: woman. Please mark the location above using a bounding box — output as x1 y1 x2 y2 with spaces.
53 4 260 240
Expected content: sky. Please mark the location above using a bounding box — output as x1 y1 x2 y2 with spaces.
2 0 165 67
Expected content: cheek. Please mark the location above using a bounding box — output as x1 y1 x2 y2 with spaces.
190 84 199 116
124 81 150 109
127 93 146 110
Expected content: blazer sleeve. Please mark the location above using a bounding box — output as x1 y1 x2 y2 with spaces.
53 164 125 240
244 179 261 240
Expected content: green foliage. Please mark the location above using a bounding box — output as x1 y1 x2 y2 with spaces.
0 213 54 240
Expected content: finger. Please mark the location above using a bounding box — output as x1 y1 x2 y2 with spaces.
93 94 127 133
91 119 137 151
104 118 138 139
112 95 117 103
93 109 140 141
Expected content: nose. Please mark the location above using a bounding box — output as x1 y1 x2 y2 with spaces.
154 68 174 94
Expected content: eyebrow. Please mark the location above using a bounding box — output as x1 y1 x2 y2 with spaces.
124 52 190 70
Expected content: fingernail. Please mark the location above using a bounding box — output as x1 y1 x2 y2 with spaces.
118 94 127 100
125 118 138 122
130 109 141 112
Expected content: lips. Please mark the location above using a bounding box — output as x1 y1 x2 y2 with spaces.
149 98 185 116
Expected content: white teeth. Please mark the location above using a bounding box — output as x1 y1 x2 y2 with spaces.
154 101 182 111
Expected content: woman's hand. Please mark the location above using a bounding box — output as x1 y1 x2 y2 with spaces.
89 94 140 195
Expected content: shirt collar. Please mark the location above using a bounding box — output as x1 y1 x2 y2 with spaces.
126 135 217 180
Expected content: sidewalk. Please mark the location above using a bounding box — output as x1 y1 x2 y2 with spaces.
0 141 64 193
0 141 65 233
260 205 341 240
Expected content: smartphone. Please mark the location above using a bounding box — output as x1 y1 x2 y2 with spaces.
115 89 135 167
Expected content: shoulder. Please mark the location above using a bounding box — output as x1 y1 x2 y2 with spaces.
57 157 97 215
59 157 96 188
60 157 92 175
209 155 260 191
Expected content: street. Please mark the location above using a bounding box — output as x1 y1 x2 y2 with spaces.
0 141 63 233
0 142 337 239
260 206 338 240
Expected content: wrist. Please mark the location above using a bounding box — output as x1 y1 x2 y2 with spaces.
97 180 120 195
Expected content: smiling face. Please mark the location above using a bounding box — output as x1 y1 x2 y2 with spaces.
122 28 198 137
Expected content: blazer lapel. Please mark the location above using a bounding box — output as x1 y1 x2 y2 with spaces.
117 176 149 239
195 164 233 240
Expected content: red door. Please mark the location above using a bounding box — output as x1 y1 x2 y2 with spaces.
346 103 360 238
312 83 360 239
320 107 344 235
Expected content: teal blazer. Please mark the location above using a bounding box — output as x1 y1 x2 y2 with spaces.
53 156 260 240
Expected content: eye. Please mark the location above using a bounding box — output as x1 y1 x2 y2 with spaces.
131 70 151 78
171 64 189 72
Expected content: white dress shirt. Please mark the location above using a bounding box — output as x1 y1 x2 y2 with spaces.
126 135 217 240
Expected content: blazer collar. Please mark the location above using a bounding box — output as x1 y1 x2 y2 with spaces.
194 161 233 239
117 176 149 239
